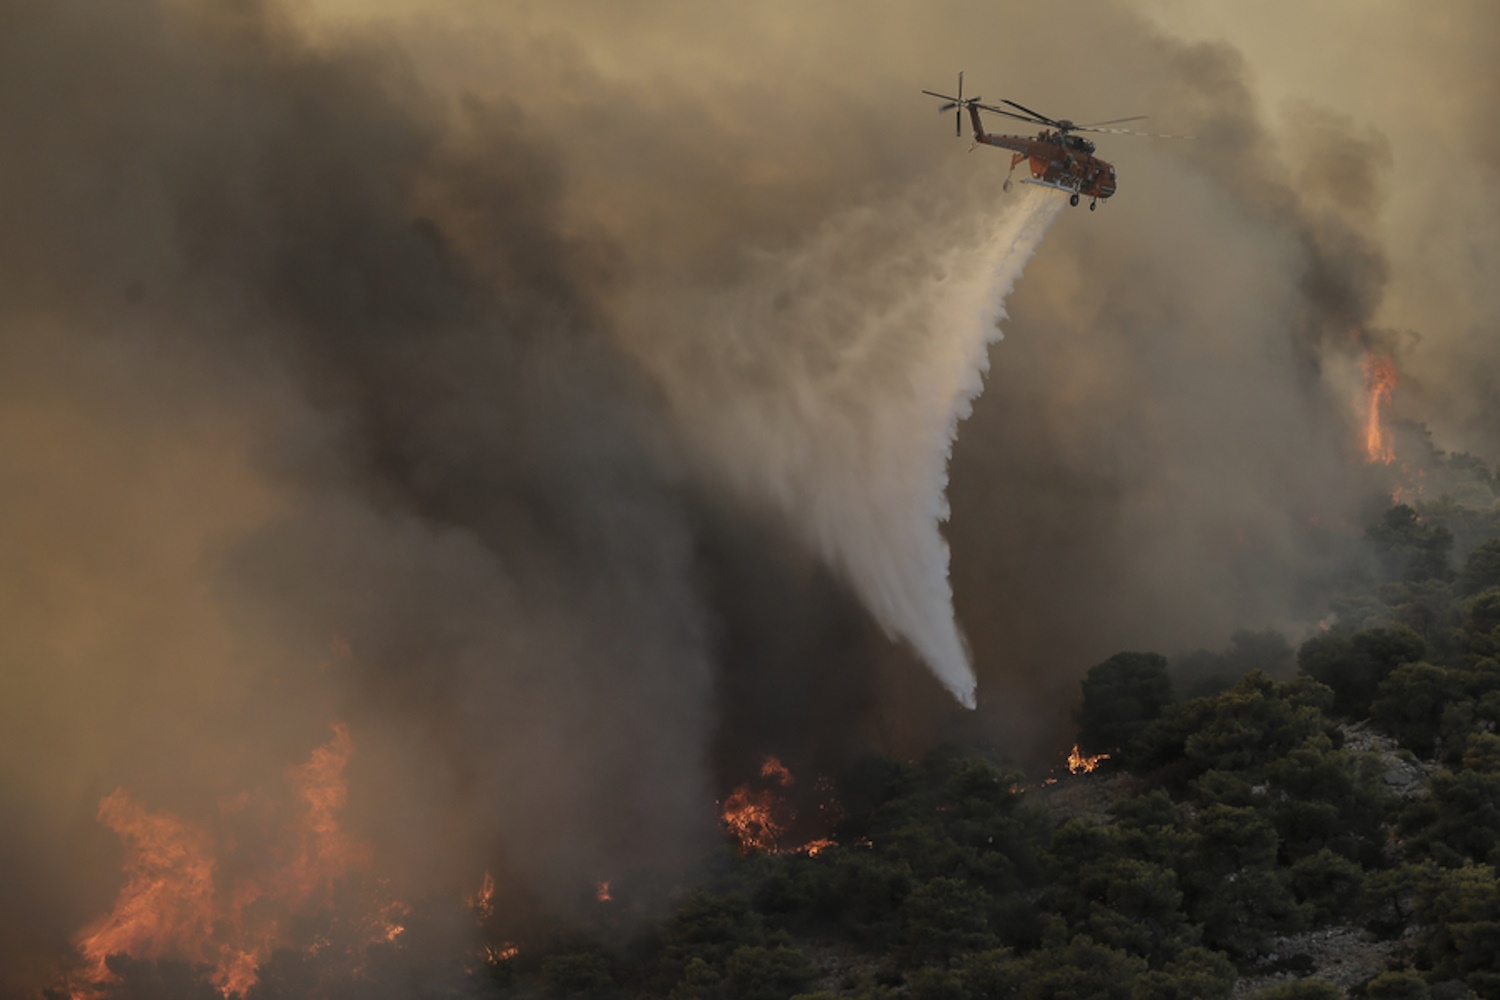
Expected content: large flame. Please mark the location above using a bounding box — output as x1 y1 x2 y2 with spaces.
1361 352 1398 465
75 793 227 993
280 724 374 905
68 724 381 998
720 755 840 857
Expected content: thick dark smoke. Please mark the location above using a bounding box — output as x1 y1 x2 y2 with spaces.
4 0 1499 995
2 0 734 989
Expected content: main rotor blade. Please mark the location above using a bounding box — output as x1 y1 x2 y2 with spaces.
922 90 960 102
937 102 958 112
974 103 1050 126
1001 99 1060 126
1075 125 1195 138
957 70 963 102
1077 115 1148 127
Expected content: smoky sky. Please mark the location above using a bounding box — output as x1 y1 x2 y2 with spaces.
3 0 1499 994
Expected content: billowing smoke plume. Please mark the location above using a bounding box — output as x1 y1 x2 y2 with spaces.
0 0 728 987
4 0 1500 995
618 186 1066 707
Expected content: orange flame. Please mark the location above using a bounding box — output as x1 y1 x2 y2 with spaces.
278 724 373 906
68 725 379 998
1361 352 1397 464
377 898 410 945
1067 745 1109 774
470 872 496 921
75 793 222 991
721 787 788 854
596 880 612 903
720 755 841 857
760 756 794 786
799 838 836 857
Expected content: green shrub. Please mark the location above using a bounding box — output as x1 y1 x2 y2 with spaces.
1078 652 1174 760
1245 980 1342 999
1364 970 1430 999
723 946 818 1000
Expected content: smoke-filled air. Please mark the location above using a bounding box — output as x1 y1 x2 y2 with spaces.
3 0 1498 996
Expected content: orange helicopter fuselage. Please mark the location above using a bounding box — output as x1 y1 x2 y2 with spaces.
968 105 1116 201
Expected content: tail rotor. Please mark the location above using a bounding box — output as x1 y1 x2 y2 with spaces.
921 71 981 138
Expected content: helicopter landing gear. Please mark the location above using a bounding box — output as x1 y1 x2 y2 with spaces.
1089 199 1097 211
1069 192 1080 207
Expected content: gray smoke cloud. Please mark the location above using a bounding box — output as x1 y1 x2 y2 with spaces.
3 0 1499 994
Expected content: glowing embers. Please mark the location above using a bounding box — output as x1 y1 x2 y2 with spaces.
469 872 520 970
1361 352 1398 465
760 755 794 786
470 871 497 921
68 724 388 998
1067 744 1109 774
486 942 521 964
719 755 841 857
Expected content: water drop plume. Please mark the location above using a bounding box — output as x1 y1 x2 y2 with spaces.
620 186 1065 708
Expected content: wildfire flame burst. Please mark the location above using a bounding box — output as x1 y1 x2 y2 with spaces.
1361 352 1398 465
66 724 389 998
720 755 841 857
1067 744 1109 774
720 785 790 854
470 871 496 921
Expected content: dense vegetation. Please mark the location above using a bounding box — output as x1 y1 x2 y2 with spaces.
462 463 1500 1000
84 455 1500 999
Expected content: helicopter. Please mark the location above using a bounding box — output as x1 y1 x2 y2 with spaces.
921 72 1190 210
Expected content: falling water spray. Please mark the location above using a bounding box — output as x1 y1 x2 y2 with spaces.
620 185 1066 707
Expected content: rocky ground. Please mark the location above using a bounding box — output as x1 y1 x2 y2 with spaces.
1230 925 1403 997
1028 768 1141 824
1339 720 1440 800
